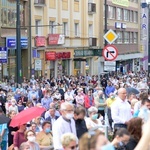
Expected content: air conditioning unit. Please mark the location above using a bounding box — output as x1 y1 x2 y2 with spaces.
74 0 79 1
88 3 96 14
89 37 97 46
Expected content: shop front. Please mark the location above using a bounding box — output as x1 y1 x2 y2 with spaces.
45 51 73 78
74 49 96 76
3 37 28 78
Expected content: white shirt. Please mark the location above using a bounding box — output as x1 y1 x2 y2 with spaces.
85 117 103 131
52 116 77 150
111 97 132 124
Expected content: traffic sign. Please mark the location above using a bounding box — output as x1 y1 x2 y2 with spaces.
103 29 118 44
102 45 118 61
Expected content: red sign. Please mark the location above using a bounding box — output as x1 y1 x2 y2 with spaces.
45 52 71 60
48 34 65 45
45 52 56 60
102 45 118 61
35 36 46 47
56 52 71 59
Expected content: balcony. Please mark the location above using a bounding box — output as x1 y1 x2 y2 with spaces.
34 0 45 7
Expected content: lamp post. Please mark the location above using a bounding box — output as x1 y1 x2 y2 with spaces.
104 0 108 46
16 0 22 83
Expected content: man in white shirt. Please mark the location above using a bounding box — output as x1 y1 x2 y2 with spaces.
52 102 77 150
111 88 132 129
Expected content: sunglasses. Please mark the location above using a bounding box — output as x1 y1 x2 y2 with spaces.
70 144 78 150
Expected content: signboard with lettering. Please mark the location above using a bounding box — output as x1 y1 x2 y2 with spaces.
141 1 148 70
0 47 7 63
6 37 28 49
35 36 46 47
48 34 65 45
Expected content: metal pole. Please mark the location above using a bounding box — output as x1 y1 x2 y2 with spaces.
29 0 32 78
104 0 108 46
16 0 22 83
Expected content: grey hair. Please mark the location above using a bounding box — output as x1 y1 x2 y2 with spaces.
88 106 98 115
60 102 74 111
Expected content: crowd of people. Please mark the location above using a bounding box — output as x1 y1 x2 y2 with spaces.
0 71 150 150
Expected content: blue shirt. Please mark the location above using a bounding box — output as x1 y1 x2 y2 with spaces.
0 123 8 141
105 86 115 97
41 97 52 110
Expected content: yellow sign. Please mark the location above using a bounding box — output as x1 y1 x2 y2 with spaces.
103 29 118 44
140 45 144 53
112 0 129 7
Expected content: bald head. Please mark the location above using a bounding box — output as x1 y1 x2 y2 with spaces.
118 88 127 101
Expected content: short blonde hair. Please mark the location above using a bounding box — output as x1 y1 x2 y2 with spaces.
131 99 138 108
61 133 77 148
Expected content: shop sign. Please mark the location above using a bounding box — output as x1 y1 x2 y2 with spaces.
56 52 70 59
35 59 42 70
45 52 71 60
6 37 28 49
74 49 103 57
35 36 46 47
74 49 94 57
48 34 65 45
45 51 56 60
0 47 7 63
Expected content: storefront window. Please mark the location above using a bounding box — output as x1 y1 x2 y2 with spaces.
1 0 24 27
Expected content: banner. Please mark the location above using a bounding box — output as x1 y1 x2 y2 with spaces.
112 0 129 7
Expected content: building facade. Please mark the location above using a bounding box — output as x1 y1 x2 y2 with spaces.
99 0 143 74
31 0 104 78
0 0 29 79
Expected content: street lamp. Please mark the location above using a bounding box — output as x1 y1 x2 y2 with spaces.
16 0 22 83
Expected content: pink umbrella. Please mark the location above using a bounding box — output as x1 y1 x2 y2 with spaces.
10 107 46 127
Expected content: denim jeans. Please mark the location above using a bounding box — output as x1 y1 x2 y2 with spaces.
1 141 7 150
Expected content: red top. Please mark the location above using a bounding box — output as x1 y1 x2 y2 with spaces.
84 95 94 109
13 131 27 148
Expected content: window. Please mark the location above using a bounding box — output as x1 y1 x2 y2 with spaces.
130 10 133 22
116 31 122 43
133 11 138 23
35 20 41 35
1 0 23 27
130 32 133 43
124 32 129 43
117 8 122 20
74 23 79 36
63 22 68 36
49 21 55 34
134 32 138 43
108 6 116 19
124 9 129 21
88 24 93 37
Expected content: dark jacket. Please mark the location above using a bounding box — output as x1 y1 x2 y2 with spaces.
45 116 59 125
75 119 88 139
125 138 138 150
0 95 6 113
